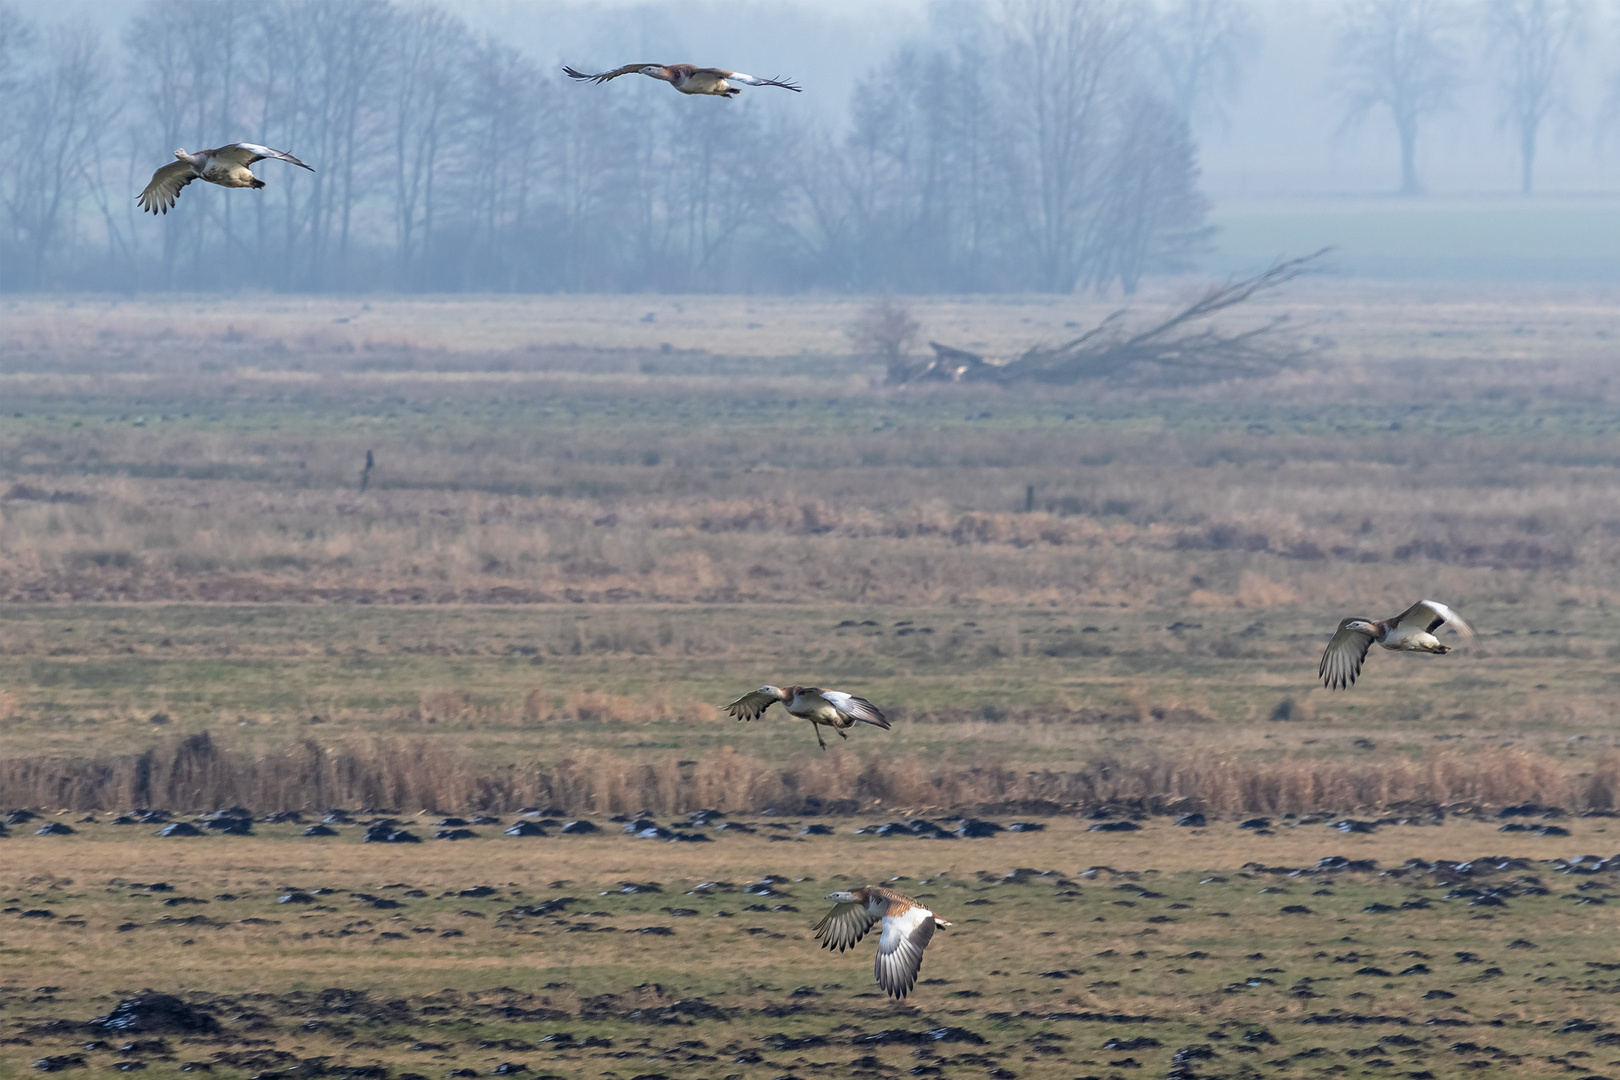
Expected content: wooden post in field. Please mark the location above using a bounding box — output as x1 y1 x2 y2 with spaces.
360 450 374 492
1025 484 1035 513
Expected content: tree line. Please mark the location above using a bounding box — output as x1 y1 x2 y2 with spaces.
0 0 1602 295
0 0 1217 294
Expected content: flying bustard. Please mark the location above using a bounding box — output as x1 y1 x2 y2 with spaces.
1319 599 1475 689
812 885 950 1000
563 63 800 97
138 144 313 215
720 685 889 750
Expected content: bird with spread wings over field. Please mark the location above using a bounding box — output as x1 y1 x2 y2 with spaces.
1319 599 1475 689
720 685 889 750
563 63 800 97
138 144 313 215
812 885 951 1000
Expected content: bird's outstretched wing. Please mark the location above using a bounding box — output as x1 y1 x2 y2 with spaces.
1319 620 1376 690
712 69 801 91
564 64 651 84
1393 599 1474 641
137 160 196 215
873 906 936 999
822 690 889 729
720 690 779 722
211 143 314 171
811 901 876 952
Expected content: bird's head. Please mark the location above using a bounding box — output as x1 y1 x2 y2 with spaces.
173 148 190 160
1342 618 1376 634
758 685 788 701
641 64 668 79
826 890 860 904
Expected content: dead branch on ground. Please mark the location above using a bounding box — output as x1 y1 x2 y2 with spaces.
899 249 1329 386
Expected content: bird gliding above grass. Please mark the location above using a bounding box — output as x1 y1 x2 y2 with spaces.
812 885 950 1000
720 685 889 750
1319 599 1475 689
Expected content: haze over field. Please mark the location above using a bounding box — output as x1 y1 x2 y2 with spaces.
7 0 1620 289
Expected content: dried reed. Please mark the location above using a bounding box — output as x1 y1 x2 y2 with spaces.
3 732 1615 817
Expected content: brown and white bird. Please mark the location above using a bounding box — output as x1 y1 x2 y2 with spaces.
1319 599 1475 689
812 885 950 1000
563 63 800 97
137 144 313 215
720 685 889 750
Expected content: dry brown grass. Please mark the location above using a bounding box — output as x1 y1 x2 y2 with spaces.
2 417 1617 609
3 286 1620 611
6 730 1620 817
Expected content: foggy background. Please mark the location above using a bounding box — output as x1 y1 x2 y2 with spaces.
4 0 1620 292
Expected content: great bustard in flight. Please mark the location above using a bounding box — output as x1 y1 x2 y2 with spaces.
720 685 889 750
563 63 800 97
1319 599 1475 689
138 144 313 215
812 885 951 1000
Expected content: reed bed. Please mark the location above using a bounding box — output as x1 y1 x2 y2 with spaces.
3 730 1615 817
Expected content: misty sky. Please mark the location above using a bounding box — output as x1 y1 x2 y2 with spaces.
29 0 1620 200
17 0 1620 282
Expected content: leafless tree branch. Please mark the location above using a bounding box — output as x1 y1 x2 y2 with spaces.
903 248 1330 387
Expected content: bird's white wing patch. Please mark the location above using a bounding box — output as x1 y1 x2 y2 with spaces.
874 906 935 999
812 902 875 952
822 691 888 728
721 690 779 722
1401 600 1474 641
1319 624 1375 690
217 144 314 171
217 143 271 164
137 160 196 215
717 70 800 91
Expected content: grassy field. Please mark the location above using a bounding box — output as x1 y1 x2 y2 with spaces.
3 817 1620 1080
3 285 1620 797
3 285 1619 1077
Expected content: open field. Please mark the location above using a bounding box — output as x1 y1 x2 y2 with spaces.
3 285 1619 1077
5 818 1620 1080
3 285 1620 800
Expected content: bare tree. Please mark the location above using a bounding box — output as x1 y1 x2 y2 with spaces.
1486 0 1585 194
125 0 258 285
542 80 640 291
647 96 789 289
0 2 32 97
0 22 117 288
0 3 35 225
389 3 471 284
1149 0 1257 128
1334 0 1461 195
1090 94 1212 294
453 37 547 289
1002 0 1143 291
848 298 922 383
